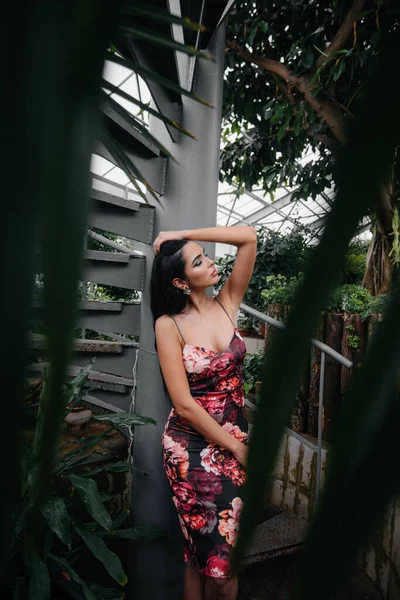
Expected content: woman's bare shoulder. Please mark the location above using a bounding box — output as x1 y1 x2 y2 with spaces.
155 314 175 335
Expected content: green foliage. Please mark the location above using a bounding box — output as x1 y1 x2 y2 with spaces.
345 325 360 350
261 274 303 307
222 0 397 201
260 277 389 319
327 284 389 318
327 284 372 314
1 364 160 599
82 282 139 303
216 226 308 313
343 240 369 284
243 349 264 397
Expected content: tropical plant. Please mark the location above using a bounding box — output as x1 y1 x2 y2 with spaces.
260 273 303 308
243 349 264 398
215 226 308 313
2 362 160 599
222 0 400 295
2 0 208 593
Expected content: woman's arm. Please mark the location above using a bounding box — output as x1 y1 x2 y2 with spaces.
153 225 256 253
156 316 247 465
153 226 257 312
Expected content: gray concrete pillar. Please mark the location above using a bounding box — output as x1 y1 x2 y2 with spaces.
130 23 226 600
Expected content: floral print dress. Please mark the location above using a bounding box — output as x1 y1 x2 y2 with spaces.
162 298 248 578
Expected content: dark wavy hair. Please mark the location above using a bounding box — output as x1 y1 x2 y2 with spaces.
150 239 190 322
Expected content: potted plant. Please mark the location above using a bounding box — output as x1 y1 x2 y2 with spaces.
243 349 265 423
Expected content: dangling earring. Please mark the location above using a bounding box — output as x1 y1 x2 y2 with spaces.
182 287 191 295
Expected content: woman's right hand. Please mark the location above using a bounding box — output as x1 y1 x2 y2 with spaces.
232 442 248 468
153 230 186 255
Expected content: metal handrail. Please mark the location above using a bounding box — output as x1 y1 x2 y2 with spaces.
239 300 353 508
240 301 353 369
87 228 142 256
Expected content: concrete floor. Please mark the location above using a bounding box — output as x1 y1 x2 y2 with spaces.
238 554 384 600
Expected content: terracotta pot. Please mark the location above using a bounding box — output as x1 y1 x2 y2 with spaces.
238 328 250 337
259 322 266 338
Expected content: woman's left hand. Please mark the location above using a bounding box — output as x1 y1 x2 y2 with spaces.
153 230 186 255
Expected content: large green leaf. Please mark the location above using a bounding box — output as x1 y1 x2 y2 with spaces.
21 2 123 553
49 555 96 600
119 22 211 59
105 51 214 108
69 474 113 532
74 523 127 587
121 2 204 31
63 360 95 415
80 460 132 478
42 498 72 549
107 525 167 541
102 90 178 162
93 412 156 427
29 554 50 600
233 25 400 600
101 79 198 139
112 509 129 530
99 126 159 203
88 583 124 600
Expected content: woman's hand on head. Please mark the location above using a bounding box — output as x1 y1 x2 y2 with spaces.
153 230 186 255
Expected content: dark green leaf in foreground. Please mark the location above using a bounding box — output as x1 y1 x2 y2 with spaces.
74 523 127 587
42 498 72 548
234 24 400 600
93 412 156 427
108 525 167 541
69 474 113 532
88 583 125 600
29 554 50 600
49 555 95 600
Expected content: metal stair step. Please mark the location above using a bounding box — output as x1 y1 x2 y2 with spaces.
28 362 134 393
101 100 161 158
30 334 137 354
30 335 138 379
32 301 141 337
79 300 124 311
90 187 140 212
241 511 307 567
79 301 141 336
84 250 130 263
95 136 166 196
83 251 145 290
82 394 124 413
89 176 154 243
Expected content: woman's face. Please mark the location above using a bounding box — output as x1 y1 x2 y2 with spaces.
179 242 220 291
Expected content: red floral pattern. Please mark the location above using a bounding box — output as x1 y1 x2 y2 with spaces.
162 323 248 578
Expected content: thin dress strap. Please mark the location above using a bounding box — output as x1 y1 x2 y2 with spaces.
214 297 236 327
169 315 186 345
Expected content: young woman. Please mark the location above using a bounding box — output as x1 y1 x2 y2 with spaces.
150 226 257 600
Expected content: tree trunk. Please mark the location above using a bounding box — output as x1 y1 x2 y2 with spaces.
362 175 396 296
307 317 325 437
362 229 393 295
323 313 343 442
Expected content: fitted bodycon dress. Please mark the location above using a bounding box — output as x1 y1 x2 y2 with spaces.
161 298 248 578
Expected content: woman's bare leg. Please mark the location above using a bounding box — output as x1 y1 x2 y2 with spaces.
183 565 206 600
204 575 238 600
